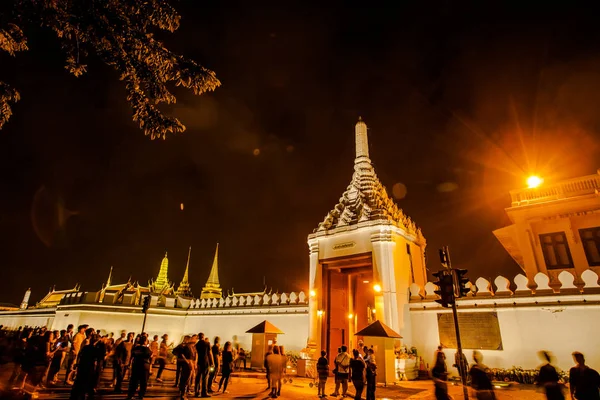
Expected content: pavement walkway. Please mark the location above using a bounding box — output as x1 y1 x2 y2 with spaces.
1 364 549 399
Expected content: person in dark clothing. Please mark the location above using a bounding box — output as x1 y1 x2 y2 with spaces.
208 336 221 393
172 339 185 388
113 332 134 393
454 350 469 384
194 332 214 398
469 351 495 400
537 351 565 400
316 351 329 398
349 349 366 400
218 341 234 394
127 336 152 399
431 351 450 400
569 352 600 400
21 332 48 396
264 346 273 390
47 341 69 384
177 336 194 400
365 349 377 400
70 334 101 400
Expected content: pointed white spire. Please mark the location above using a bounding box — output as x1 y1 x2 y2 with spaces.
20 288 31 310
355 116 370 162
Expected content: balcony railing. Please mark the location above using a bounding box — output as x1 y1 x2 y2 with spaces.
510 173 600 207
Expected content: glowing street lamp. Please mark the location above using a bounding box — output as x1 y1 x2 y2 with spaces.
527 176 543 189
348 313 354 319
309 289 316 298
317 309 324 317
373 284 382 293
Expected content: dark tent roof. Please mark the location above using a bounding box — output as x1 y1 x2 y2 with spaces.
355 320 402 338
246 320 285 334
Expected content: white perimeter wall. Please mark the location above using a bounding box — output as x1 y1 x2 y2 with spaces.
0 306 309 353
0 310 55 330
183 312 309 351
410 304 600 373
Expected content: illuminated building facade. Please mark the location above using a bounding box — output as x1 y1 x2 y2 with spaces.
493 171 600 290
307 118 428 357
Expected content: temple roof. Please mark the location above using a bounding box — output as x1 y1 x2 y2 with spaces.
246 320 285 334
355 320 402 338
314 118 425 245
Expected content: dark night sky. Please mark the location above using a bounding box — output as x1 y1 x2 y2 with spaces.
2 1 600 305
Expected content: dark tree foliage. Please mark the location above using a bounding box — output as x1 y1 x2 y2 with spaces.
0 0 220 139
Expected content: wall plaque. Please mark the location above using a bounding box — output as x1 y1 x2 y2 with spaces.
333 242 356 250
437 312 503 350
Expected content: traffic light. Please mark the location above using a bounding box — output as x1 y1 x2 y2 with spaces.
142 295 150 313
453 268 470 298
438 248 449 267
432 270 455 308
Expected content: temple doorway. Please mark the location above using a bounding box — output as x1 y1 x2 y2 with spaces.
321 253 377 360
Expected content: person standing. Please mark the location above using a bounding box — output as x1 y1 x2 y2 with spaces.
188 335 199 396
47 341 68 384
218 341 234 394
569 352 600 400
149 335 159 376
332 346 351 397
469 351 495 400
365 349 377 400
208 337 221 393
264 345 273 390
454 350 469 385
350 349 366 400
238 347 247 369
537 351 565 400
316 351 329 398
127 336 152 399
155 334 169 383
194 332 213 398
113 332 134 394
65 325 88 385
176 336 194 400
277 345 286 397
69 334 101 400
266 346 282 398
431 351 450 400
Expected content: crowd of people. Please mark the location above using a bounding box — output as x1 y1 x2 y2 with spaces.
313 345 377 400
0 324 250 400
431 345 600 400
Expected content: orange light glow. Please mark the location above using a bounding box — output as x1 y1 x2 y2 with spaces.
309 290 316 298
527 176 543 188
373 284 382 293
348 313 354 319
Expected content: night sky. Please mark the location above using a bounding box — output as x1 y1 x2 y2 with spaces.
2 2 600 305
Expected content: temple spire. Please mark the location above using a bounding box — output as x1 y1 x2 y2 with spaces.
176 247 193 297
106 266 113 287
152 252 170 293
20 288 31 310
355 116 370 162
201 244 222 299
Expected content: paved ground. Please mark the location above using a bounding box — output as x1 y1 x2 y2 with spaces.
1 364 549 399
